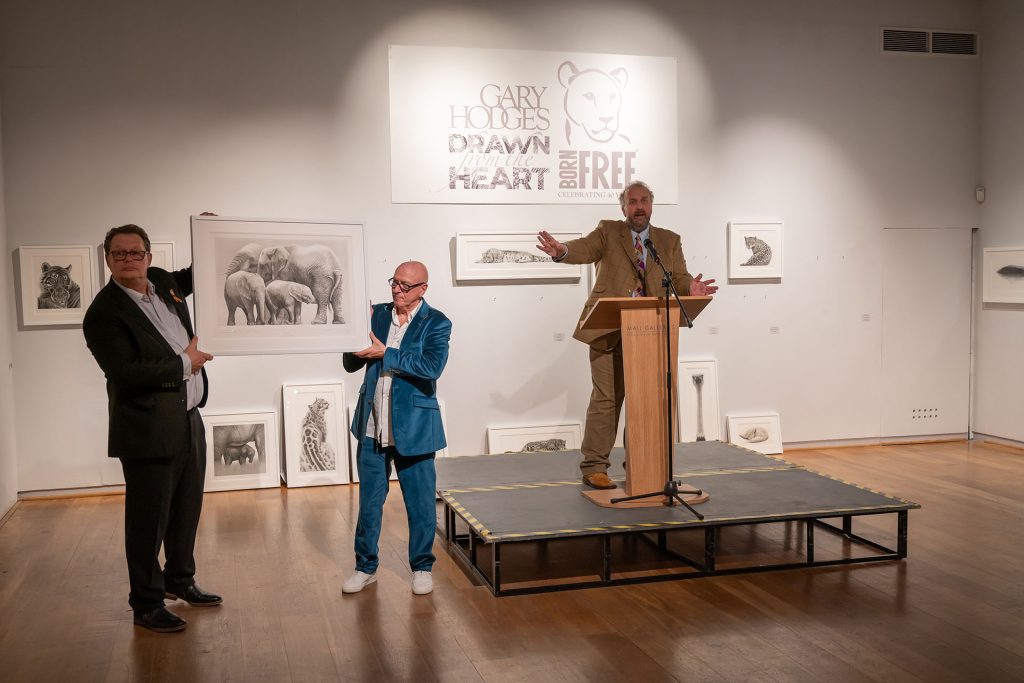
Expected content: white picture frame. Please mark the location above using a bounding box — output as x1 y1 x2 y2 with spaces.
346 400 450 482
728 222 783 280
191 215 369 355
281 383 350 487
100 241 176 284
487 423 582 454
678 359 722 442
727 413 783 455
203 411 281 492
982 247 1024 304
455 232 583 282
18 245 98 327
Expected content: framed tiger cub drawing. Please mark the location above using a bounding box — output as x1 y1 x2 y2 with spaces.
17 245 98 326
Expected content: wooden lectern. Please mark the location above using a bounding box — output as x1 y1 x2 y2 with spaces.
579 296 712 508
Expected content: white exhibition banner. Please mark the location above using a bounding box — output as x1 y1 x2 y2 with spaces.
389 45 678 204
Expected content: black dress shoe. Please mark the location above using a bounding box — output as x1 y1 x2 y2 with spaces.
164 583 223 606
133 606 187 633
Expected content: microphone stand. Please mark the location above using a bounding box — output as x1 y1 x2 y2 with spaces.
610 239 704 520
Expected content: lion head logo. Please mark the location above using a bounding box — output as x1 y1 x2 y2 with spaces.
558 61 631 145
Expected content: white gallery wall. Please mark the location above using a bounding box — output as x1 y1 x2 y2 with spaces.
0 0 997 494
976 0 1024 443
0 96 18 513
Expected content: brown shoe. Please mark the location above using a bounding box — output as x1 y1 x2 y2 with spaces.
582 472 617 490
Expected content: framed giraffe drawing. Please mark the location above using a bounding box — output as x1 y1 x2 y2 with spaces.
282 383 350 487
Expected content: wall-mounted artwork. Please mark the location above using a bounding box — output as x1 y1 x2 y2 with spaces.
282 383 349 487
455 232 583 282
203 411 281 492
982 247 1024 304
727 414 783 455
345 400 450 482
487 423 582 454
18 245 98 326
192 216 368 355
678 359 722 443
100 241 175 284
728 222 783 280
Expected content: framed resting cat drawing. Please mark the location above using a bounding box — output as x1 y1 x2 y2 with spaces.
282 383 349 487
728 222 783 280
727 413 783 455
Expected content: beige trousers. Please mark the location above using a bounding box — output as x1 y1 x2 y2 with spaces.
579 343 625 475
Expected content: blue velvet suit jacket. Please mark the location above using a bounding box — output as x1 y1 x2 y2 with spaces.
343 299 451 456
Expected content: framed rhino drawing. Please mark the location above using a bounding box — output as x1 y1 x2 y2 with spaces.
191 216 369 355
203 411 281 492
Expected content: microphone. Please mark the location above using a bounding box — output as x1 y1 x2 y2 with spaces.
643 238 662 264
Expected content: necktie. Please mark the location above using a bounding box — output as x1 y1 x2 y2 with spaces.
633 235 646 297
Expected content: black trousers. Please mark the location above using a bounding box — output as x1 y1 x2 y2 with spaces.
119 409 206 612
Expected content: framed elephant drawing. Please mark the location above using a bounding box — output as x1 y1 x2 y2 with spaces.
203 411 281 492
191 216 369 354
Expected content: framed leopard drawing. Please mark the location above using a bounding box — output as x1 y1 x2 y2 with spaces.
18 245 98 326
727 222 784 280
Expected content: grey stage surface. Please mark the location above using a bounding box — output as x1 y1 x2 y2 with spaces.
436 441 920 595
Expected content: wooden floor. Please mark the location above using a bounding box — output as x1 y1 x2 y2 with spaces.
1 440 1022 682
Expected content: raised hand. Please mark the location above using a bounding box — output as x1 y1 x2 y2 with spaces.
536 230 567 259
689 273 719 296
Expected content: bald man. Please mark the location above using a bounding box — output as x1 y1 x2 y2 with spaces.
340 261 452 596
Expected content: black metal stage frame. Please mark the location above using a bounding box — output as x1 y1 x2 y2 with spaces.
435 442 920 597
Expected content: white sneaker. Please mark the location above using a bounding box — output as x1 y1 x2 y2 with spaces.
342 571 377 593
411 570 433 595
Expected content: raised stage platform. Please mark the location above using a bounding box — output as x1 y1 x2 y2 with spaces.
436 441 920 596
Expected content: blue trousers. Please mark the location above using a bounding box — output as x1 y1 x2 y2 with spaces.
354 436 436 573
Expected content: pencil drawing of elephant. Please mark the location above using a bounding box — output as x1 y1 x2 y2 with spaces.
224 242 263 276
224 271 268 325
265 280 316 325
212 423 265 465
257 245 344 324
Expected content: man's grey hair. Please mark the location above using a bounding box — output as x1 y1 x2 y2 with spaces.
618 181 654 210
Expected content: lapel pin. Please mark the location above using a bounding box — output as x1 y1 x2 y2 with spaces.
170 288 183 303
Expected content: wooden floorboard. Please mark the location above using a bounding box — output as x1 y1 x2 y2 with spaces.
0 441 1022 682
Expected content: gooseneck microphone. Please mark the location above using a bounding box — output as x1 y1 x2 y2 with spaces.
643 238 663 265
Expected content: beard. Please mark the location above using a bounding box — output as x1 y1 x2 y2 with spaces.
626 211 650 231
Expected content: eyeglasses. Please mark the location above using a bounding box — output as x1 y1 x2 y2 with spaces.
109 250 149 262
388 277 425 293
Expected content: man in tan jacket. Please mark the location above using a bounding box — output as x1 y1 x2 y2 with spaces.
537 181 718 489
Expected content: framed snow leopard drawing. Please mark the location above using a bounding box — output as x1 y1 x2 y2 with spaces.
455 232 583 282
18 245 98 327
282 383 349 487
727 222 784 280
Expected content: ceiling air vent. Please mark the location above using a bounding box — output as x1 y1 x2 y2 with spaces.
882 27 979 56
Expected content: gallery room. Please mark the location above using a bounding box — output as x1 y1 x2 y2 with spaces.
0 0 1021 680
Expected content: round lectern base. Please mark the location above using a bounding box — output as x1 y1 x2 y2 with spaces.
582 485 710 509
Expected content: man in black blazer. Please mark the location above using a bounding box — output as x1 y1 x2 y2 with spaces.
83 224 221 633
